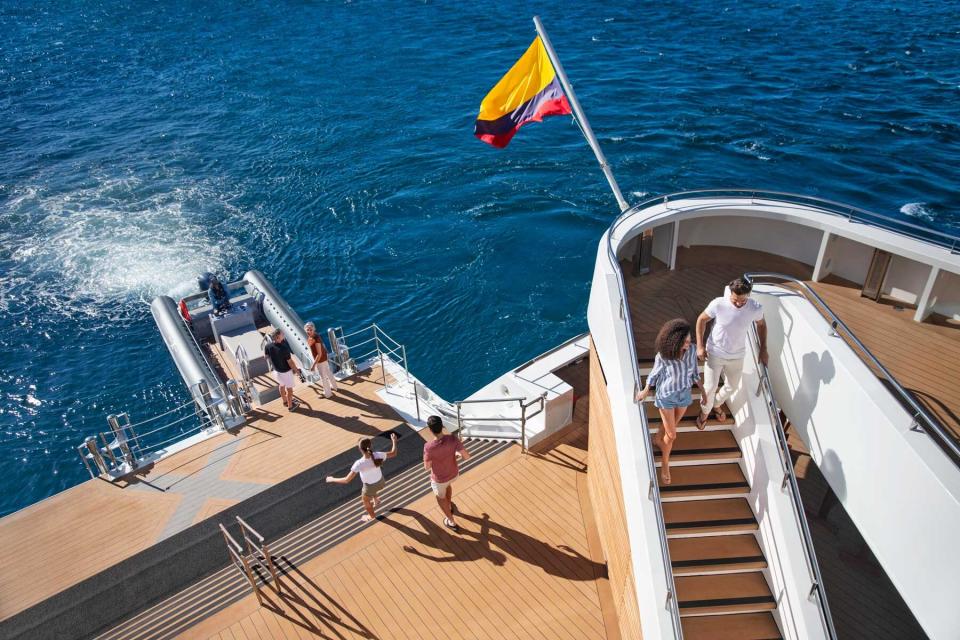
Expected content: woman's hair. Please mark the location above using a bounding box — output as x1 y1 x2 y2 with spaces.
359 438 383 467
211 278 226 294
654 318 692 360
305 321 315 331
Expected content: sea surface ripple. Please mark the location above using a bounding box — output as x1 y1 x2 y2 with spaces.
1 0 959 515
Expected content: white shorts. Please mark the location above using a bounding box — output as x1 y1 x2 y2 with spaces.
430 477 456 497
275 370 295 388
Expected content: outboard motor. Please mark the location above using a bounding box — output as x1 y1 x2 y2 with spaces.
198 272 215 292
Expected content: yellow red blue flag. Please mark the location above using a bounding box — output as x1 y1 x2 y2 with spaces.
474 36 572 148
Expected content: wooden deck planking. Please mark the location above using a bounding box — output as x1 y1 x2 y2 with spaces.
180 425 611 640
0 365 405 623
809 278 960 439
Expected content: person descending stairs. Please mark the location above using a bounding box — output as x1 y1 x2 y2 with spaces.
645 398 783 640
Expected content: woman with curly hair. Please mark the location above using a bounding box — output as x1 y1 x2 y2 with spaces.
636 318 702 484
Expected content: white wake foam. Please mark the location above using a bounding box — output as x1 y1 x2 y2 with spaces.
900 202 935 223
0 176 247 320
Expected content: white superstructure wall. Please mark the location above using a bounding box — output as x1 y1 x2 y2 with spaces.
757 286 960 639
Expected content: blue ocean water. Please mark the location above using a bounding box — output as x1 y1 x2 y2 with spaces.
1 0 959 516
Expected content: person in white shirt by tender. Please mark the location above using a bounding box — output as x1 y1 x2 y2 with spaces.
695 277 768 429
326 433 398 523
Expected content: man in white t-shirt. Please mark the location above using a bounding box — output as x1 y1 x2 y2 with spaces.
695 277 768 428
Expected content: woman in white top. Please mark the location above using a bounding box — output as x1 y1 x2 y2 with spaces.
326 433 398 522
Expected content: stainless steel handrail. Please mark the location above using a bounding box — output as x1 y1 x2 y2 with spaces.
604 232 683 637
750 326 838 639
617 189 959 252
455 394 547 453
747 272 960 463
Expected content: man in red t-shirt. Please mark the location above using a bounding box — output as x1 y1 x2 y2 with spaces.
422 415 470 532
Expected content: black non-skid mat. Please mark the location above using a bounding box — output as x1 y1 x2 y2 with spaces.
94 438 512 640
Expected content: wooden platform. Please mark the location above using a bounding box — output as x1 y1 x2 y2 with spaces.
0 365 404 623
162 412 616 639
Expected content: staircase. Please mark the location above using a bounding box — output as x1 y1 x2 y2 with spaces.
645 400 783 640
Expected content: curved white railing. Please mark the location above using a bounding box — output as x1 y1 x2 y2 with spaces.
604 226 683 638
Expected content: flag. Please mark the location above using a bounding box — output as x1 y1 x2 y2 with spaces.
474 36 572 148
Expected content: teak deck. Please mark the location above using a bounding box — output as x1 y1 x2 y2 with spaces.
0 365 402 622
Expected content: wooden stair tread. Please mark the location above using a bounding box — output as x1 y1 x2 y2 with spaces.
658 463 749 497
653 429 741 462
681 613 782 640
670 534 766 574
646 401 732 421
646 401 703 419
663 498 757 535
676 572 775 615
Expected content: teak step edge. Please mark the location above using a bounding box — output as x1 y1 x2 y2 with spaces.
676 572 776 616
653 429 742 464
681 612 783 640
657 463 749 499
663 498 758 537
669 534 766 575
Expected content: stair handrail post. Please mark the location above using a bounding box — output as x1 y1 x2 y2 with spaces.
413 381 421 422
378 346 388 389
456 402 463 439
107 414 136 469
519 399 527 453
197 380 225 431
83 437 108 476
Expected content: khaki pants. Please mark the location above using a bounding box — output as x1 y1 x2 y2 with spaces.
313 360 339 398
702 353 745 413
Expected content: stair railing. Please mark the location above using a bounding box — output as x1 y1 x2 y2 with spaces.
750 324 838 639
454 394 547 453
745 272 960 464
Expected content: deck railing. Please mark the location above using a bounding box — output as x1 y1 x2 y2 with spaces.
328 323 410 386
746 272 960 464
622 189 960 252
750 324 838 639
76 380 227 478
453 394 547 452
605 214 684 639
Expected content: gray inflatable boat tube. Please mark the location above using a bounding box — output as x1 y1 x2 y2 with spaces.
243 269 313 370
151 295 228 418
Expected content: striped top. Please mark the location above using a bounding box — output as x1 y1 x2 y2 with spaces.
646 346 700 398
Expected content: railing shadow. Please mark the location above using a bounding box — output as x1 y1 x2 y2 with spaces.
259 555 380 640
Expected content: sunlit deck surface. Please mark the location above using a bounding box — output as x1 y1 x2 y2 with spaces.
0 365 403 623
98 380 617 640
624 244 943 639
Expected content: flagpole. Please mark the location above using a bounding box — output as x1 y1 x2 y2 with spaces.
533 16 630 213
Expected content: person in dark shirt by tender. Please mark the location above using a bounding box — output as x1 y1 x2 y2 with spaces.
264 328 302 411
207 276 232 315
